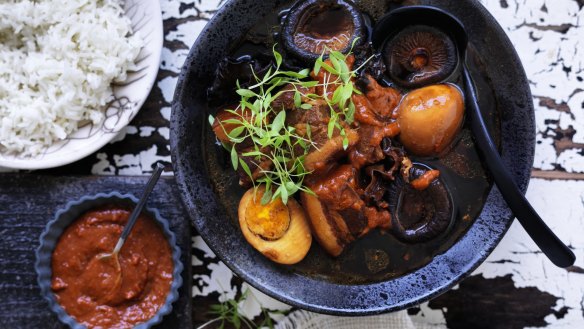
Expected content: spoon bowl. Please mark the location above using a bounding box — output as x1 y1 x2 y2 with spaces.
81 253 122 304
373 6 467 52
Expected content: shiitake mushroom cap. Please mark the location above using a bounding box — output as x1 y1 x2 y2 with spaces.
238 186 312 264
388 164 454 243
282 0 365 62
383 25 457 88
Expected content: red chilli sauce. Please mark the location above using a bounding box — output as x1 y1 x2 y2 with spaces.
51 207 173 329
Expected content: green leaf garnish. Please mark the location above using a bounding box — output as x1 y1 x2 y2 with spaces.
293 91 301 108
239 158 252 179
230 145 238 170
236 89 256 98
271 110 286 134
273 45 282 67
210 45 371 204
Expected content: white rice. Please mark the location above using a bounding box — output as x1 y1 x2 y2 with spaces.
0 0 142 156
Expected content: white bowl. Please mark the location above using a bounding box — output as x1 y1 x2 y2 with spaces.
0 0 163 170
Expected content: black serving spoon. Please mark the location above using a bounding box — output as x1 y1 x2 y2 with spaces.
373 6 575 268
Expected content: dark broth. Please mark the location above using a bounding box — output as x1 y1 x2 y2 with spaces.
202 0 499 284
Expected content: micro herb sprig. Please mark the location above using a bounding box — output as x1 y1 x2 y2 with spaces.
209 43 371 205
312 38 373 149
199 288 287 329
204 289 254 329
209 46 318 205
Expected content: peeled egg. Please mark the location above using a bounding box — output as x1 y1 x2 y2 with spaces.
238 186 312 265
397 84 464 156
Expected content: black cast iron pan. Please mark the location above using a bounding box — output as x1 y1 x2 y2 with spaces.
170 0 535 315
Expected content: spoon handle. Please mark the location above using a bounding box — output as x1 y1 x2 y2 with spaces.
113 163 165 254
462 66 575 268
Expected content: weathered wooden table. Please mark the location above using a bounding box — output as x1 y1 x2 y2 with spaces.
1 0 583 328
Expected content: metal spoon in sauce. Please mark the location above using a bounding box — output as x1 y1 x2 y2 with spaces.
373 6 575 268
85 163 165 302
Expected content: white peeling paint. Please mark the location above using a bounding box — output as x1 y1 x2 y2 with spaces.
165 20 209 48
161 48 190 73
158 127 170 140
160 106 172 121
139 126 156 137
157 76 178 104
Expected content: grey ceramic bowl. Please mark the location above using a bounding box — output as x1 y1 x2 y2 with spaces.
170 0 535 315
35 192 183 329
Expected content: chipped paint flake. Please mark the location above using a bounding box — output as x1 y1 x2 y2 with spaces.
91 153 115 175
158 127 170 140
161 48 190 73
160 106 172 121
91 145 169 175
166 20 210 48
139 127 156 137
157 76 178 104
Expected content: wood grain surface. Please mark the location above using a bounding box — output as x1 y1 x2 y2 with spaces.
0 175 192 329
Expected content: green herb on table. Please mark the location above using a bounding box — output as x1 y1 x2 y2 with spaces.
197 289 285 329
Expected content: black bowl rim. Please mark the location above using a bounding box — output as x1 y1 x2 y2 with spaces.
170 0 535 315
35 192 184 328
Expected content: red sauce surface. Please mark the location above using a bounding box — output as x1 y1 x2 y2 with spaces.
349 77 401 168
308 165 391 235
348 122 400 169
51 207 173 329
352 76 401 127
